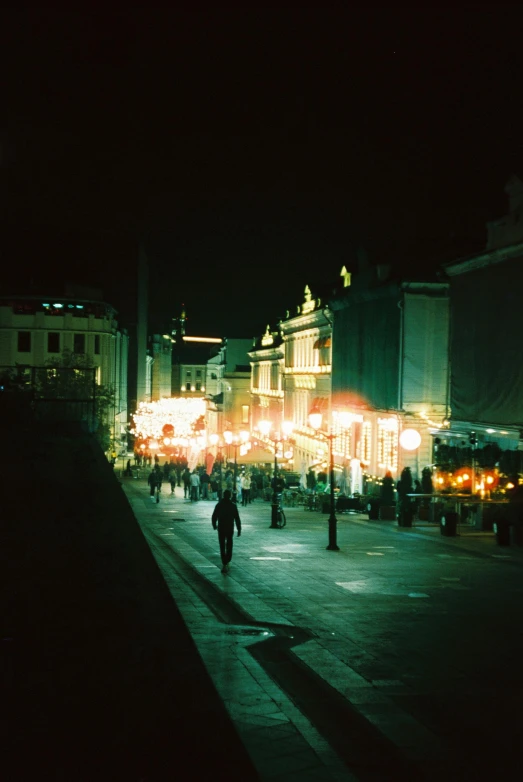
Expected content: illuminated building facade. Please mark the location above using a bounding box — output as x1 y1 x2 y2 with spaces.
438 178 523 486
330 265 450 486
206 338 253 435
0 292 129 449
248 324 285 433
278 285 333 472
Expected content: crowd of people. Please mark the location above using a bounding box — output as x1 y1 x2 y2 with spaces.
124 451 282 505
181 463 273 504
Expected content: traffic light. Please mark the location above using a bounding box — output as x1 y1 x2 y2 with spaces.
469 431 478 446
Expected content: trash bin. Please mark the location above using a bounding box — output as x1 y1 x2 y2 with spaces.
494 518 510 546
440 511 458 537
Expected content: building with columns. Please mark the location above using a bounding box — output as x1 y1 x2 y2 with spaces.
279 285 333 472
249 284 334 473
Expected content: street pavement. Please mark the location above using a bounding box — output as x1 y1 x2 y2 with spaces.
124 475 523 782
3 422 523 782
1 433 259 782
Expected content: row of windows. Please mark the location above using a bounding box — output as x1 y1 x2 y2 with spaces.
16 332 101 355
285 338 331 369
186 369 203 378
7 300 111 318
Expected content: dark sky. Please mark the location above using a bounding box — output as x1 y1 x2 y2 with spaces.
2 6 523 337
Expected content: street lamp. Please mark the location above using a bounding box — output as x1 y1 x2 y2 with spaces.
309 407 342 551
258 420 294 528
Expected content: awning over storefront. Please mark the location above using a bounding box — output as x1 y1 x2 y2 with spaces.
310 396 329 411
313 337 332 349
235 446 275 465
432 421 521 451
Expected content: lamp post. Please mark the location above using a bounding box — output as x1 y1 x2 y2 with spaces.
309 408 345 551
259 420 293 528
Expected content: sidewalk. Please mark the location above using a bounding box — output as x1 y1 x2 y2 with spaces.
124 480 523 781
1 428 259 782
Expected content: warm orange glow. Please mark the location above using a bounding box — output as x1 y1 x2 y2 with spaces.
281 420 294 437
309 412 322 430
258 421 271 436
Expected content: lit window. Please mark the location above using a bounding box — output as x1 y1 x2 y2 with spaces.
242 405 249 424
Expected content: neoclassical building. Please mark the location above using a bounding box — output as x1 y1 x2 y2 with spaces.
249 284 334 472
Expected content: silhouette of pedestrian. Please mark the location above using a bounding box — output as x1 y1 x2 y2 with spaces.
212 489 241 573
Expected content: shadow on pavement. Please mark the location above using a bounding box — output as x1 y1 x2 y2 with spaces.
1 418 259 781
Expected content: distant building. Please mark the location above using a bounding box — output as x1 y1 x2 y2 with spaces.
0 292 129 448
248 324 285 432
279 284 334 471
330 263 449 485
206 338 252 435
442 176 523 457
150 333 172 400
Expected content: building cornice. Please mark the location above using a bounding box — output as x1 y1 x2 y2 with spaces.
248 347 284 361
280 309 331 334
444 241 523 277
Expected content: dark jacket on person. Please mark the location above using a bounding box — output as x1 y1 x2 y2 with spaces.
212 497 241 533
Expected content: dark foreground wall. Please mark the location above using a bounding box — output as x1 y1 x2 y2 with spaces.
0 416 258 781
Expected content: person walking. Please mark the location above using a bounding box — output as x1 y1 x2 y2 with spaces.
169 468 177 495
182 467 191 499
148 468 158 499
212 489 241 573
190 469 200 502
210 472 219 501
241 472 251 506
200 470 210 500
154 464 163 496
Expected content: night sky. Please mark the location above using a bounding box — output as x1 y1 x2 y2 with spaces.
2 7 523 338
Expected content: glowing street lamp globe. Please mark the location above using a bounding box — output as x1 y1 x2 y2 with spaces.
399 428 422 451
258 420 272 437
309 411 323 431
281 420 294 437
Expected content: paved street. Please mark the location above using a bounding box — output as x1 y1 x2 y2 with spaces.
124 476 523 782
